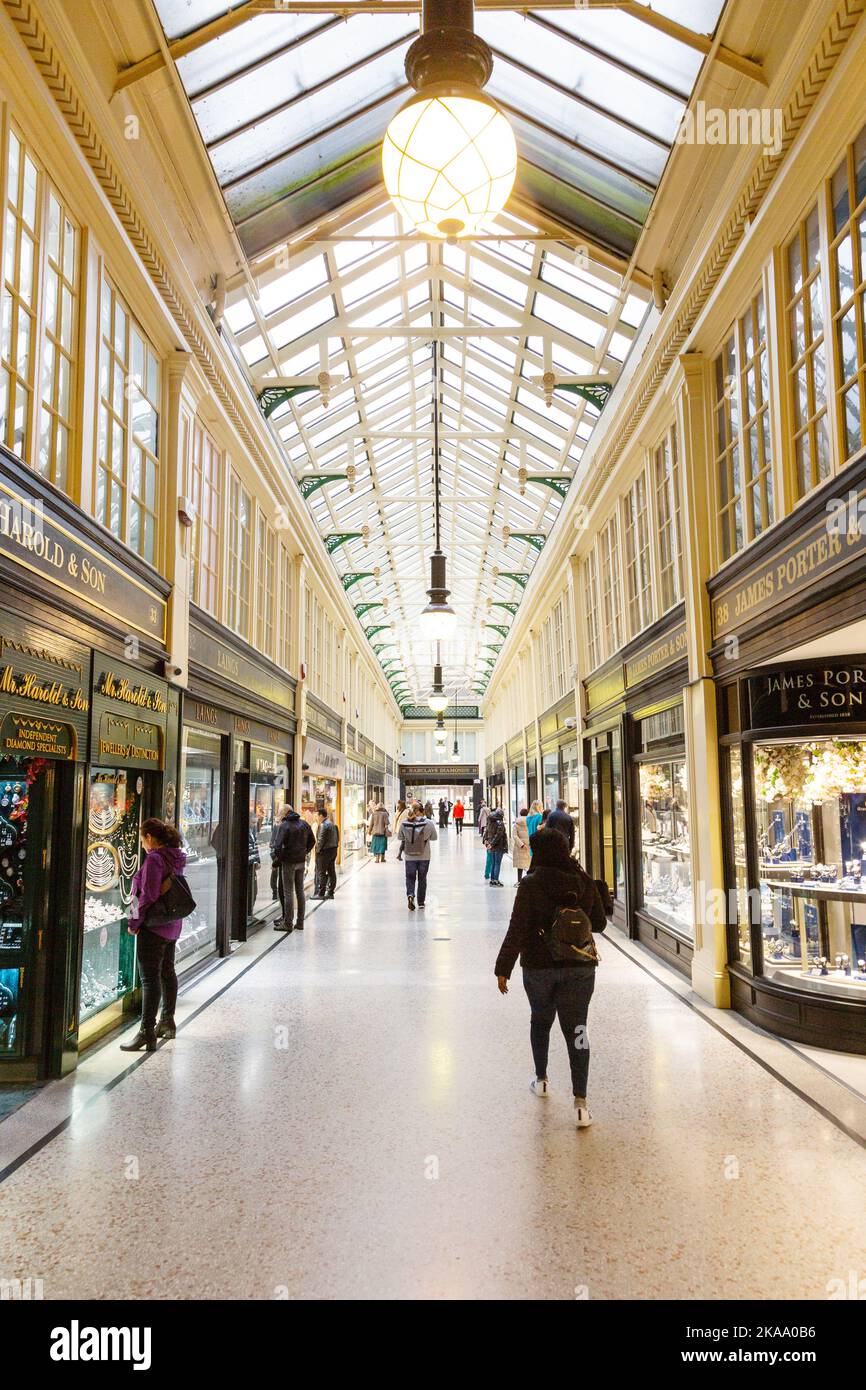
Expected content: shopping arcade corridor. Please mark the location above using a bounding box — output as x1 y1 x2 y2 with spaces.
2 830 866 1301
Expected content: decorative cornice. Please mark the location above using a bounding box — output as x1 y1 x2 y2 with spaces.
584 0 866 510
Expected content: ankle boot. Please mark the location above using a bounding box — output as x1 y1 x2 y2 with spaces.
120 1028 157 1052
156 1017 176 1040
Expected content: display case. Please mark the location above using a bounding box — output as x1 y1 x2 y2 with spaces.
0 758 50 1056
81 767 142 1023
638 758 693 935
753 737 866 997
343 763 367 857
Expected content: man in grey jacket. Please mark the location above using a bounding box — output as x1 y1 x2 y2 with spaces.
398 804 438 910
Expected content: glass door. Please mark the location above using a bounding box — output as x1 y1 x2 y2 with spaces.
81 768 144 1031
0 757 53 1060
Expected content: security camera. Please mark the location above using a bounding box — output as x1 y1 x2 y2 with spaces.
563 716 577 729
163 661 183 679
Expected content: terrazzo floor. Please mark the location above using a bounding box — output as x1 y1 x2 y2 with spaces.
2 829 866 1300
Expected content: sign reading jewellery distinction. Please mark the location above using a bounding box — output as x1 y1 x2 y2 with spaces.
89 653 168 771
0 475 166 641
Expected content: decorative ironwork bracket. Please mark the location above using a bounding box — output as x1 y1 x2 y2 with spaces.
325 532 364 555
555 381 614 411
257 384 316 418
299 473 348 500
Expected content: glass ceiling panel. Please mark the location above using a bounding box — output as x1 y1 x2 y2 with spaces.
153 0 228 42
220 194 651 696
177 15 330 98
481 13 686 143
192 17 414 148
534 12 701 98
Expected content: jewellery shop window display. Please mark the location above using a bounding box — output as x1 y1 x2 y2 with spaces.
724 663 866 1038
178 727 224 969
634 705 693 938
0 759 52 1058
249 748 288 920
81 658 169 1038
344 761 367 857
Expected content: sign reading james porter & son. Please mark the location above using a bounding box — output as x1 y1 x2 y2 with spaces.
748 664 866 729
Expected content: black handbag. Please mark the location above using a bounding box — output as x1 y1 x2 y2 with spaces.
146 871 196 925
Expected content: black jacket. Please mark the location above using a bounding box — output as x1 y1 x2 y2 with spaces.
272 812 315 865
316 818 339 853
484 813 508 853
546 808 575 849
494 861 605 978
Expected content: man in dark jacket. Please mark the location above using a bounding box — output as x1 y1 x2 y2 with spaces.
547 799 575 850
483 807 508 885
271 808 315 932
494 827 604 1128
314 809 339 900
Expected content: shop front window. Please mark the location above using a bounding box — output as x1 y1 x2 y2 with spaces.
344 762 366 855
638 758 692 936
82 768 142 1024
0 757 51 1055
753 736 866 994
542 750 559 809
727 744 752 968
250 748 288 919
179 728 223 967
302 775 338 827
562 741 583 823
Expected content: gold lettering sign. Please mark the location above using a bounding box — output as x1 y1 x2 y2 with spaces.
96 671 167 714
625 623 687 689
712 513 860 638
0 711 75 759
0 479 166 641
0 661 89 713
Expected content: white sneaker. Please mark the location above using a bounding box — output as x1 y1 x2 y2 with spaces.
529 1078 549 1097
574 1101 593 1128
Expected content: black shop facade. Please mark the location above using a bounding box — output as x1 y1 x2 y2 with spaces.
710 446 866 1051
0 447 175 1076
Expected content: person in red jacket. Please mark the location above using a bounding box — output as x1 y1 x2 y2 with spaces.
452 798 465 836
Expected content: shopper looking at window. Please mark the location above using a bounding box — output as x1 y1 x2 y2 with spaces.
121 818 188 1052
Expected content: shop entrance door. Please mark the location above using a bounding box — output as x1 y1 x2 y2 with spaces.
594 747 616 892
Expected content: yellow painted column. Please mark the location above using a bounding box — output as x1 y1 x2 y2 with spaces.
163 351 192 689
674 353 730 1008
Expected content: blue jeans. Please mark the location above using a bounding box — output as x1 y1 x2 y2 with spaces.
522 966 595 1096
487 851 503 881
404 859 429 903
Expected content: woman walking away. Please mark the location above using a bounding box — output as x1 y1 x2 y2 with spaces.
512 807 530 882
399 803 438 910
453 798 465 836
483 806 508 886
393 800 409 860
424 798 434 821
477 801 489 838
526 800 543 840
367 802 391 862
494 827 606 1128
121 819 188 1051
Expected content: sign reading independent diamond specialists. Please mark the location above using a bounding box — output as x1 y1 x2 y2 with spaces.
748 662 866 729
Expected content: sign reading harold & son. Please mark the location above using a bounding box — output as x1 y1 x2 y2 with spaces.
748 663 866 729
0 476 166 641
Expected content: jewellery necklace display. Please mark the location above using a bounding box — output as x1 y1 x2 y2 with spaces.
80 770 142 1021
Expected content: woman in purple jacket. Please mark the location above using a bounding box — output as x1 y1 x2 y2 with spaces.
120 818 187 1053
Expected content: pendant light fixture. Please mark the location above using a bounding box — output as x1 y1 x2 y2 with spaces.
382 0 517 239
420 343 457 640
433 715 448 747
429 642 449 713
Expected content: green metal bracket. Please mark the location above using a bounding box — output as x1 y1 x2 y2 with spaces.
555 381 613 411
299 473 348 500
364 625 390 640
483 623 510 640
381 661 400 674
257 384 316 419
490 601 519 616
508 532 546 552
526 475 571 499
481 657 497 668
353 601 385 619
341 571 377 591
372 644 397 657
496 572 530 588
483 644 502 655
325 532 364 555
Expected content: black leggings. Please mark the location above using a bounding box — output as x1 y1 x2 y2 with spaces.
137 928 178 1033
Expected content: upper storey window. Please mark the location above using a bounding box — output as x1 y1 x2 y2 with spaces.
713 288 774 561
96 277 160 563
830 126 866 462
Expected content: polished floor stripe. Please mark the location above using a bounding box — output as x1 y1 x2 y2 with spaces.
2 831 866 1300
